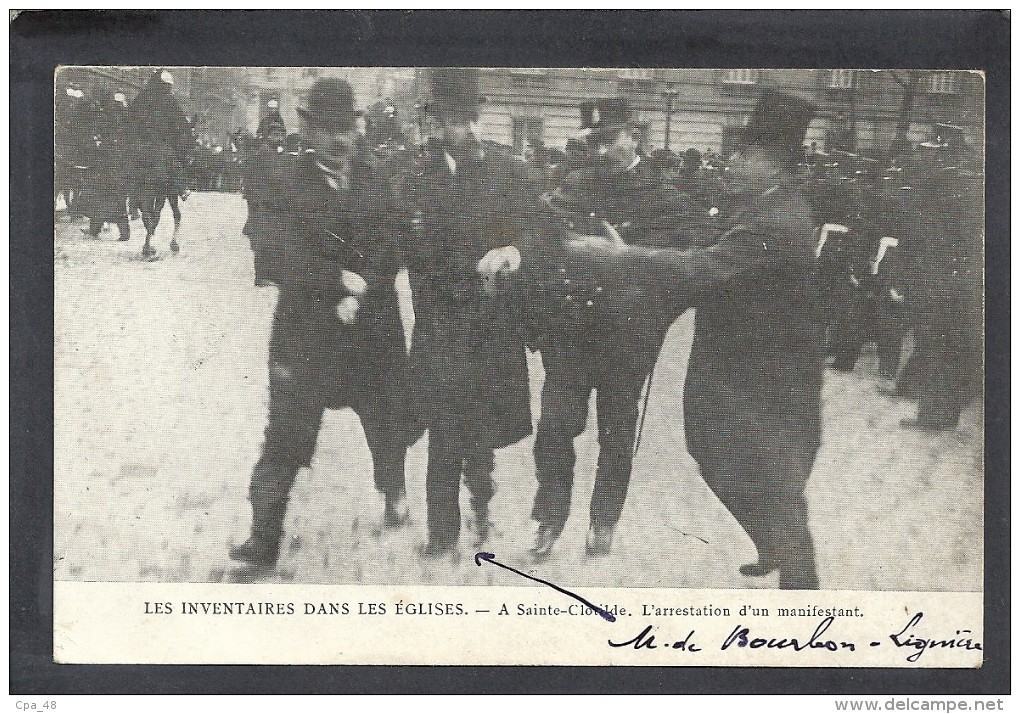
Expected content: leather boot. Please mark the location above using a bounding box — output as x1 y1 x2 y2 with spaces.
417 538 457 559
739 560 779 577
383 490 410 528
530 524 563 561
229 497 288 567
585 523 614 558
469 506 492 550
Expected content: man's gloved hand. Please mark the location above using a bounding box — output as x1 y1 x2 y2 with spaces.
336 296 360 324
341 270 368 297
477 245 522 276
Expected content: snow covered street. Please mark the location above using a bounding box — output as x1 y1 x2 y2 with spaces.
53 192 983 590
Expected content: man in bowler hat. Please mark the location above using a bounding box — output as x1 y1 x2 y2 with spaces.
571 89 825 588
404 68 539 557
230 78 413 568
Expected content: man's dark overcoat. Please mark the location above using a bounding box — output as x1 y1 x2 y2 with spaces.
405 144 539 450
250 152 415 456
76 99 132 222
581 181 825 552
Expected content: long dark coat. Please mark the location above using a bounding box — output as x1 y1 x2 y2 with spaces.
251 153 414 438
577 182 824 518
405 144 539 449
126 80 192 193
681 185 824 486
76 100 131 222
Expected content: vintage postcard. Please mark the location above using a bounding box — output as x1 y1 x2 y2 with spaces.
52 66 984 666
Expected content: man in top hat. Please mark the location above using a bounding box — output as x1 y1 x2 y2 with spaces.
404 67 539 557
569 89 824 589
229 77 414 569
527 97 698 560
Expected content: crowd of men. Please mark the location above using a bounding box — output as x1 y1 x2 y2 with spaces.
58 69 983 590
228 70 982 591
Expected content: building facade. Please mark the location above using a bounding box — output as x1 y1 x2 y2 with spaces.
465 68 983 160
56 67 984 160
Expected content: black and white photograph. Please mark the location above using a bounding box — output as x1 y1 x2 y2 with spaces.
52 65 985 599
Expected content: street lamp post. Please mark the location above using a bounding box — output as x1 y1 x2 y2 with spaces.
663 85 679 151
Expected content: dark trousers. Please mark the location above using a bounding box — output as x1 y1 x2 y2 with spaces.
829 293 904 378
700 451 819 590
249 236 273 285
250 350 408 510
911 319 982 428
425 421 495 547
532 345 653 531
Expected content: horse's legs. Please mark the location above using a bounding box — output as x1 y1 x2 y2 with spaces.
59 189 74 218
115 216 131 242
140 196 161 259
167 193 181 254
168 193 181 228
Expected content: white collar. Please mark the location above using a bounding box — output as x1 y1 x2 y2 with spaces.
444 151 457 176
315 161 348 191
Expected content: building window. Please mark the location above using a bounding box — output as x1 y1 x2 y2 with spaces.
618 68 655 81
927 71 958 94
721 69 760 98
618 78 655 95
722 69 760 85
509 72 549 93
828 69 857 90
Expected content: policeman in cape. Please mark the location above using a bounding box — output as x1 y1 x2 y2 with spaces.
243 110 289 286
256 98 287 151
569 89 825 589
77 90 132 241
528 98 697 560
890 124 983 431
229 78 414 569
404 68 539 558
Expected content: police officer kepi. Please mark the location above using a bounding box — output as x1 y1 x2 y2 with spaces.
527 98 696 561
229 78 413 569
569 90 825 589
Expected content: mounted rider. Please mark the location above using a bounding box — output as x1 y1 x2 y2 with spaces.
127 69 193 199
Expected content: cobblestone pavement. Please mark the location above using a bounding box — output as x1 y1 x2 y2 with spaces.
53 193 983 590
